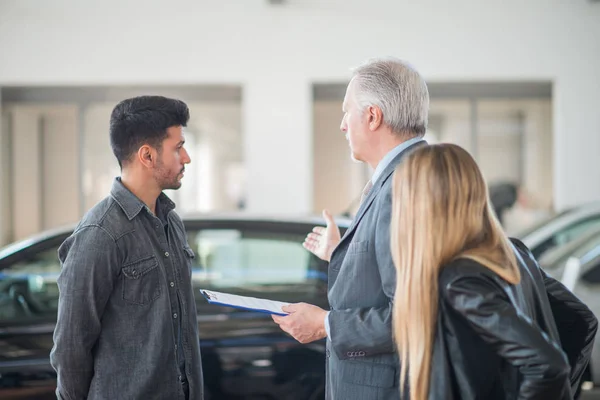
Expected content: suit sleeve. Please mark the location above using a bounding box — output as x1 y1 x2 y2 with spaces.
443 274 572 399
328 189 396 360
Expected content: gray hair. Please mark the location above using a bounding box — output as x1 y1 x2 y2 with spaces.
351 57 429 136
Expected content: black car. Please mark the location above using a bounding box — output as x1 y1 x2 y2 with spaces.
0 214 351 400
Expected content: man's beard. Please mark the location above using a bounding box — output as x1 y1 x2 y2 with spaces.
154 159 183 190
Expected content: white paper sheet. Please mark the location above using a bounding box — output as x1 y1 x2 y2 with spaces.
200 289 290 316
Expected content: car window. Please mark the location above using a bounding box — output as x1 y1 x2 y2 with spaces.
186 228 326 303
0 225 327 321
0 247 61 321
555 219 600 247
531 217 600 260
188 229 327 314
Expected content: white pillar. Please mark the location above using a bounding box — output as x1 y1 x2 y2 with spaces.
10 106 43 240
553 75 600 211
243 78 312 215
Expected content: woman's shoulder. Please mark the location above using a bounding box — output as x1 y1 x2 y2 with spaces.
438 257 505 299
440 257 491 283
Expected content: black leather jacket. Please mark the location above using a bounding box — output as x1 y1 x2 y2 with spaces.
427 238 597 400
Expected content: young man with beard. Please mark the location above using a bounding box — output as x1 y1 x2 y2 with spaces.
51 96 203 400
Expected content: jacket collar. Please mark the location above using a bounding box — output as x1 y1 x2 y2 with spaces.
338 140 426 244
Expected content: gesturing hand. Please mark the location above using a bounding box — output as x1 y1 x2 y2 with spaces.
303 209 341 262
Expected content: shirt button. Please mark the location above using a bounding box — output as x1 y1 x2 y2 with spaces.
155 224 159 229
173 313 178 319
170 282 175 287
164 251 170 257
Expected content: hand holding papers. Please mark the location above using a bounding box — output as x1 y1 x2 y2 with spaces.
271 302 329 344
200 289 290 316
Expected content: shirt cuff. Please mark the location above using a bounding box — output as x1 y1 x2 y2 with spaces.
324 311 331 339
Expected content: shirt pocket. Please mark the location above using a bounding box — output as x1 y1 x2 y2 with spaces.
183 246 195 260
179 245 196 280
122 255 162 305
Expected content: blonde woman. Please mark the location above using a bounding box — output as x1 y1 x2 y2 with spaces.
391 144 597 400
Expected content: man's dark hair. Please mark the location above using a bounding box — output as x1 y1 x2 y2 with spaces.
109 95 190 167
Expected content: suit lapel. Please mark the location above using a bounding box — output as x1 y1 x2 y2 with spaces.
337 140 426 246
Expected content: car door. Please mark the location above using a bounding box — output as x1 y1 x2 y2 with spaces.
183 219 329 400
0 234 69 398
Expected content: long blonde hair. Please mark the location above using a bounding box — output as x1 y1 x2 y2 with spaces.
391 143 520 400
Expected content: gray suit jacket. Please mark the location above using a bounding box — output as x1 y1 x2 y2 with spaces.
326 141 423 400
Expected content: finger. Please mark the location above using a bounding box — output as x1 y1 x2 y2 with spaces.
282 304 297 313
304 238 319 248
303 242 318 253
307 233 321 241
312 227 325 234
302 241 315 250
304 236 318 245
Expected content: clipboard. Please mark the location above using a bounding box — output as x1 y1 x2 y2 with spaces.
200 289 290 316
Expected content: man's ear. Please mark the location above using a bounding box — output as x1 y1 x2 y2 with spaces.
137 145 156 168
367 105 383 131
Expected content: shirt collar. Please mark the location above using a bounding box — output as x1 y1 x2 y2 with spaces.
371 136 424 184
110 177 176 221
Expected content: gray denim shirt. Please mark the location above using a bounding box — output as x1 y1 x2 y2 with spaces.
50 178 204 400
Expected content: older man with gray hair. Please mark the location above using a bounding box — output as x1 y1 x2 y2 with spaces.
272 57 429 399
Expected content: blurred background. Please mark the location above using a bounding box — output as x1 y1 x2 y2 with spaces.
1 0 598 246
0 0 599 398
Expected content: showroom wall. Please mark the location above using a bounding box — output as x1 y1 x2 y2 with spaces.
3 104 79 240
0 0 598 220
0 86 244 242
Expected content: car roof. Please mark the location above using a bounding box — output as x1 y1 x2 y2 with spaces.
0 213 353 261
